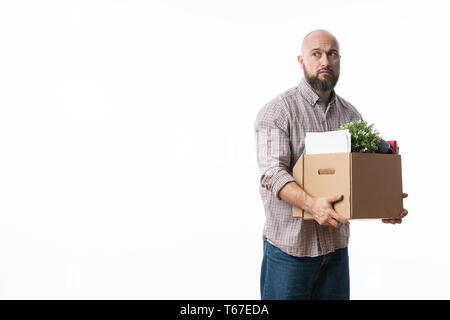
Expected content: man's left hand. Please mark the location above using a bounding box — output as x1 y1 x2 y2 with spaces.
382 193 408 224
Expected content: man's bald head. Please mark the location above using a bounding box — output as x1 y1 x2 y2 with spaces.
298 29 341 92
301 29 340 56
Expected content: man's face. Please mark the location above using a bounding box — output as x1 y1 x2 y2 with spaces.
299 32 341 92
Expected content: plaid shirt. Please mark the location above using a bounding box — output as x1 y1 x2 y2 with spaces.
254 78 363 257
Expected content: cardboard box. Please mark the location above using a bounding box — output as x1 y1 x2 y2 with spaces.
292 152 403 220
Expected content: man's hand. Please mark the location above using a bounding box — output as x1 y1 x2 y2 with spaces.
382 193 408 224
309 194 350 228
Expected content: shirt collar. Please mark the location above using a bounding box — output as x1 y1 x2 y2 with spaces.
298 78 337 107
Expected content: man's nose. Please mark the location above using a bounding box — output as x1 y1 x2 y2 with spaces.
320 54 330 67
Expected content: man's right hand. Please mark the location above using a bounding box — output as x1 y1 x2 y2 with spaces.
308 194 349 228
278 182 350 228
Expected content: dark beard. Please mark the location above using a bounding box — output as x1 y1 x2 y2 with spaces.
304 67 339 92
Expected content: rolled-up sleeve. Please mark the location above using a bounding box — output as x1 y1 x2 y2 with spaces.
254 102 296 200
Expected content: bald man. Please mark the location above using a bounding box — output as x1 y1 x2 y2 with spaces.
254 30 408 300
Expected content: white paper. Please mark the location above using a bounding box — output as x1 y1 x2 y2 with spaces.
305 130 351 155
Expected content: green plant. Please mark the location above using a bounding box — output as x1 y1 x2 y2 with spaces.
337 120 382 153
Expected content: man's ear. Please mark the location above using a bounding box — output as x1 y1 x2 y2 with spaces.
298 55 304 70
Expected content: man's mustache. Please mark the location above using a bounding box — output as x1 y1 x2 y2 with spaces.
318 67 334 75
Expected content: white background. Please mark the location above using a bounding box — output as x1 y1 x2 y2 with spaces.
0 0 448 299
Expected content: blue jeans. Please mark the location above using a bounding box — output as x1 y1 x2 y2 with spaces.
260 240 350 300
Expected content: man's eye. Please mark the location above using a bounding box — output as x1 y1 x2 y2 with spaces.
329 52 338 57
313 52 321 57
